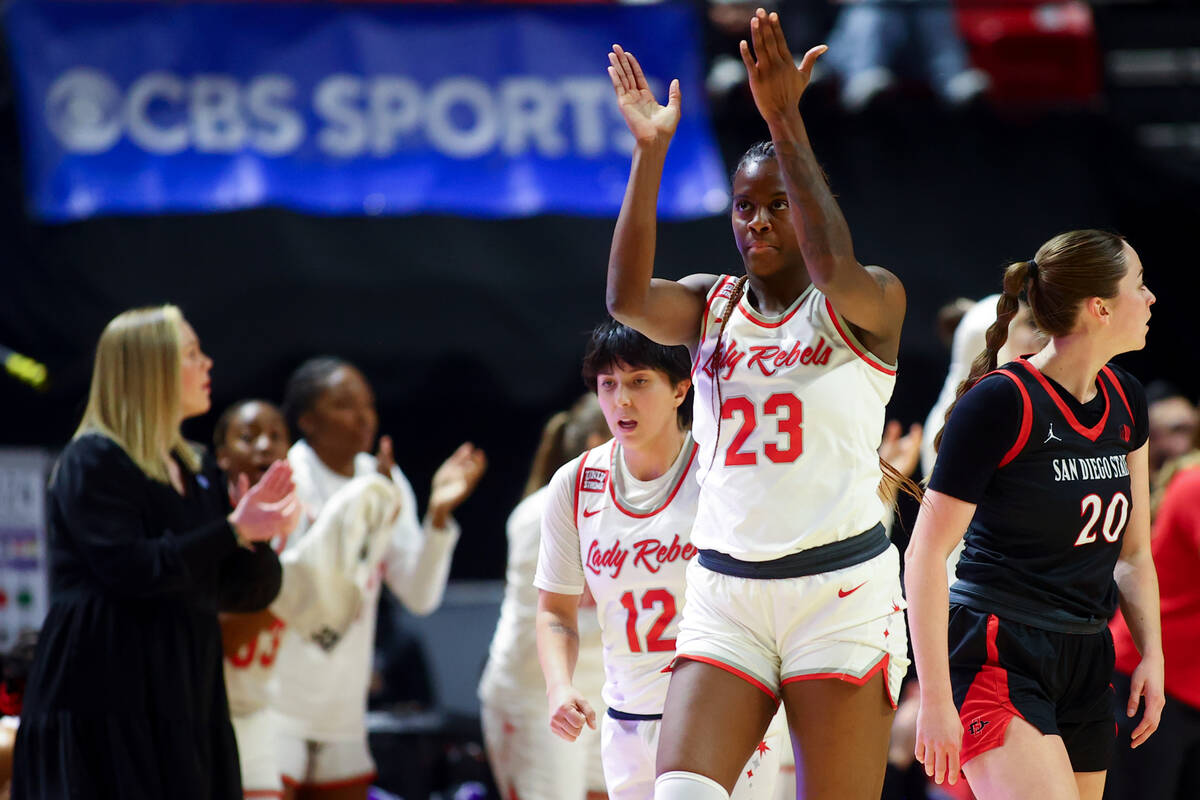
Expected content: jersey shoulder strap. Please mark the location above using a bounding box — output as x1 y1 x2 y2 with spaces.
981 368 1033 468
1099 365 1133 420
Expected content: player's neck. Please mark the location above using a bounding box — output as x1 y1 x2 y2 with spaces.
620 427 688 482
308 441 356 478
1026 336 1111 404
745 271 810 317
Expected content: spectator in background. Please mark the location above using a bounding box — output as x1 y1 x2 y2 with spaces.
479 394 611 800
1106 422 1200 800
13 305 294 800
1143 381 1198 481
0 632 36 800
823 0 990 113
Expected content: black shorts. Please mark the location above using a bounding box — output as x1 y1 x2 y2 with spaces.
947 605 1116 773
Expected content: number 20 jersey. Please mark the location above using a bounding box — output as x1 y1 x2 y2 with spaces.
691 276 896 561
534 436 700 715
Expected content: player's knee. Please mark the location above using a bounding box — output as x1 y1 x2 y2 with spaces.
654 770 729 800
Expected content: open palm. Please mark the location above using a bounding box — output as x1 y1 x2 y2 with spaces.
608 44 681 145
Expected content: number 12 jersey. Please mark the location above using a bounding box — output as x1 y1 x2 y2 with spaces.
535 435 700 716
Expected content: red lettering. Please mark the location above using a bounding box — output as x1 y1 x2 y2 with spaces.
748 345 780 376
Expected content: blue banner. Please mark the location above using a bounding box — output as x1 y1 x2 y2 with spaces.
4 2 729 221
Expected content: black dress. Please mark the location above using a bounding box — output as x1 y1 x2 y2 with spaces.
12 433 281 800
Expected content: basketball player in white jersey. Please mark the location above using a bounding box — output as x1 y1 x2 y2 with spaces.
536 321 782 800
268 358 486 800
605 11 913 799
215 400 293 800
478 395 611 800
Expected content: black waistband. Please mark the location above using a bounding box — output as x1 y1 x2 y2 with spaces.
698 523 889 579
607 708 663 721
950 581 1109 635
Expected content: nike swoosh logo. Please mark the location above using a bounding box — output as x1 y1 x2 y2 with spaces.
582 507 602 518
838 581 868 598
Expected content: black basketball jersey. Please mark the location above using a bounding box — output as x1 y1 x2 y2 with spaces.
934 358 1146 633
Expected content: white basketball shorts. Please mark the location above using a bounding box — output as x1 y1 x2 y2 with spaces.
480 699 606 800
275 728 375 790
674 545 909 707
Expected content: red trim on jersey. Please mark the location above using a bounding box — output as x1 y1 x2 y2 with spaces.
958 614 1025 766
780 653 897 709
824 299 897 376
737 284 812 329
1101 366 1133 420
281 772 377 791
1016 358 1110 441
244 792 284 799
572 457 587 529
675 654 778 701
982 369 1033 468
608 443 699 518
692 275 737 377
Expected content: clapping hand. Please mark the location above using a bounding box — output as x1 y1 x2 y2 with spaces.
428 443 487 529
228 460 301 544
607 44 681 147
739 8 826 123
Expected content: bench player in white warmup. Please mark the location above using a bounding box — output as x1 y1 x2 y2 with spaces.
605 10 915 799
536 321 782 800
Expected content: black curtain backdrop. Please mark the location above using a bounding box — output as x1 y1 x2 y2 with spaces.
2 5 1196 579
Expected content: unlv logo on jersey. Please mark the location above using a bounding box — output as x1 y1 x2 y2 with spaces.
581 468 608 493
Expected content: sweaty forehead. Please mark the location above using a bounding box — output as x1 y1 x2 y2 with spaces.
236 402 285 429
733 158 785 194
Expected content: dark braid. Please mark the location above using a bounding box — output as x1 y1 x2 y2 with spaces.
733 140 775 178
709 275 750 469
933 262 1031 454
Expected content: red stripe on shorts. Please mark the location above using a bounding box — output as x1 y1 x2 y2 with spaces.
675 654 778 702
959 614 1024 765
781 653 897 709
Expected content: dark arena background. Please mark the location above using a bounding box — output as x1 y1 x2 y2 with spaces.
1 1 1197 798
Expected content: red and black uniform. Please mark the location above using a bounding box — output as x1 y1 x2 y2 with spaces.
929 358 1148 771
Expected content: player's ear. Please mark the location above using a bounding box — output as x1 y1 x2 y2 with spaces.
673 379 692 407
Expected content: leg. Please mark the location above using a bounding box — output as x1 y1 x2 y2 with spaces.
655 659 778 793
782 670 895 800
295 739 373 800
962 717 1079 800
1075 771 1106 800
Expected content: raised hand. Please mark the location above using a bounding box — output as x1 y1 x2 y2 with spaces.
607 44 681 146
879 421 924 480
376 434 396 481
739 8 826 123
428 442 487 528
228 460 301 543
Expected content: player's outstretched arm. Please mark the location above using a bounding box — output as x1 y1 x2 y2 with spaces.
536 589 597 742
740 10 904 349
606 44 716 348
904 489 976 787
1114 443 1164 749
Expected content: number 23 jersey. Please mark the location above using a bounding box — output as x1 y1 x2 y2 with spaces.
691 276 896 560
535 435 700 715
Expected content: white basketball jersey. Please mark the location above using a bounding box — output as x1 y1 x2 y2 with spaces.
224 620 286 718
690 275 895 560
535 435 700 715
